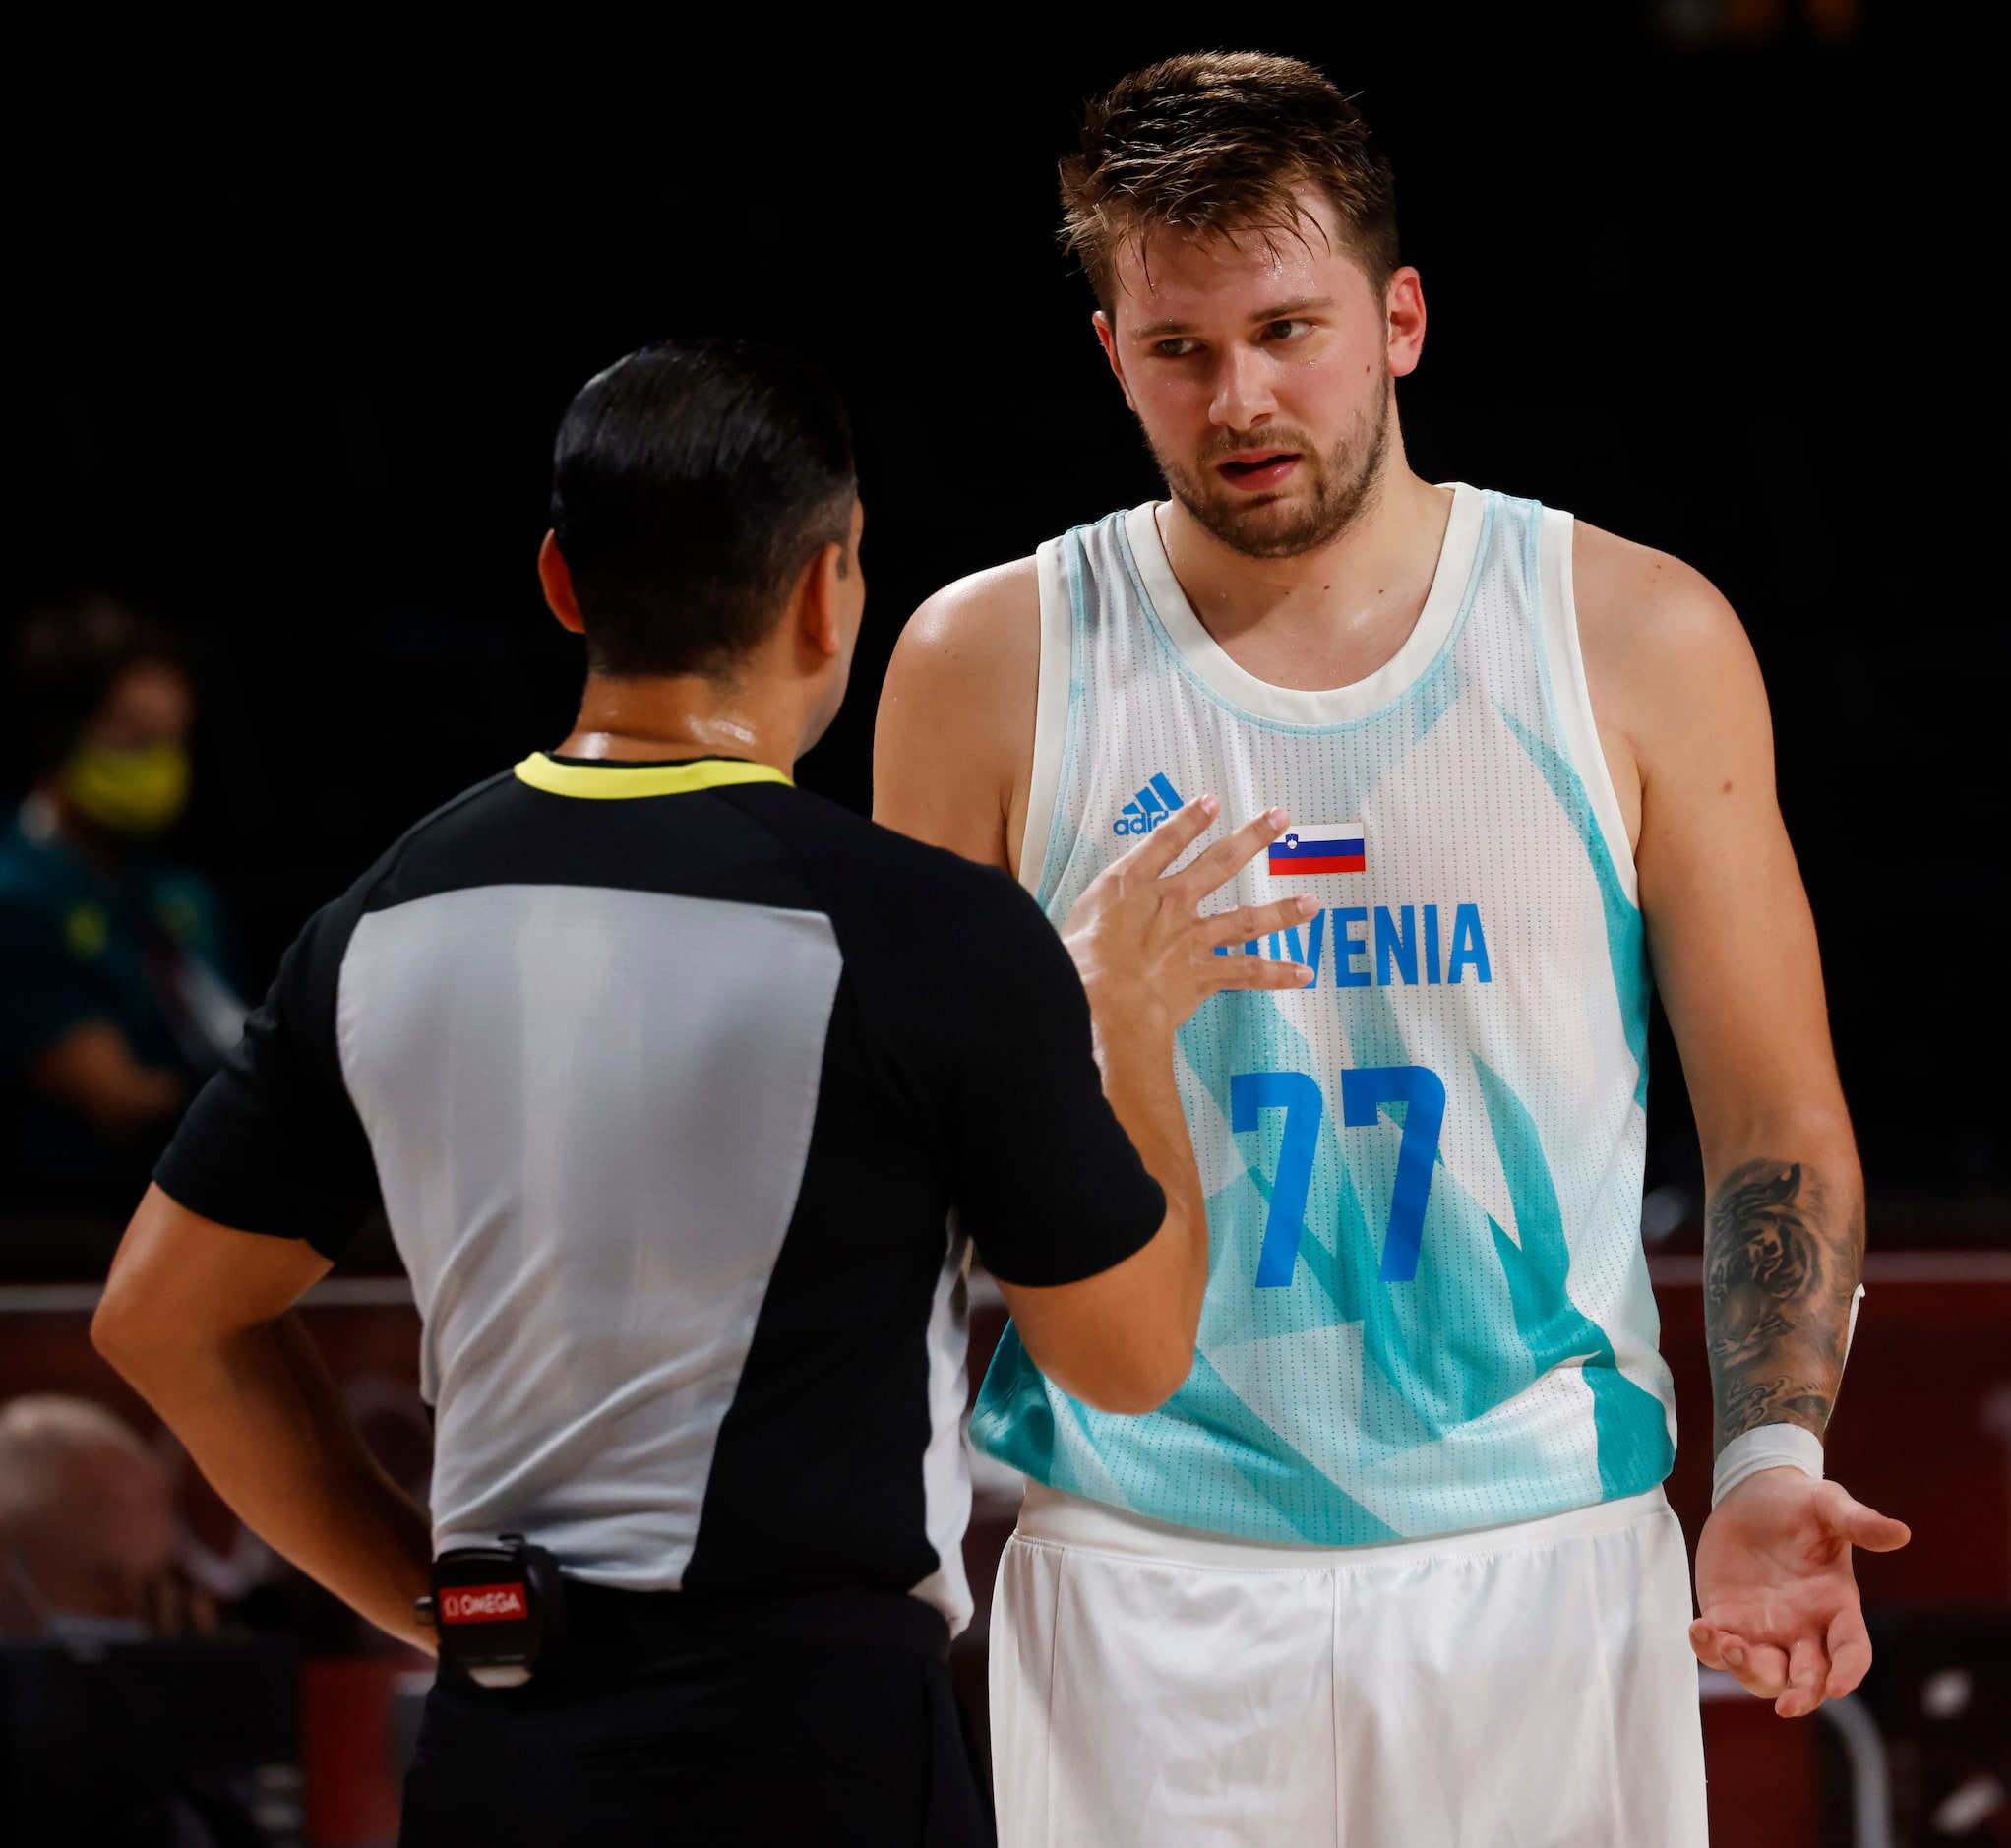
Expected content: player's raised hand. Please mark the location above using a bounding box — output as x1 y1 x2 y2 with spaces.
1061 795 1313 1039
1689 1468 1910 1717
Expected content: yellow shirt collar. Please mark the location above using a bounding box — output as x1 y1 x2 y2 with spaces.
512 753 793 800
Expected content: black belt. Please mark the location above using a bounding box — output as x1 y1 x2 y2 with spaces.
422 1532 954 1688
561 1579 953 1666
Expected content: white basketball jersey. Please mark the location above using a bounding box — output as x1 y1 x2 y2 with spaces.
969 485 1677 1544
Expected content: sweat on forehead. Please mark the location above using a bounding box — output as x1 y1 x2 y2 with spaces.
1107 195 1373 328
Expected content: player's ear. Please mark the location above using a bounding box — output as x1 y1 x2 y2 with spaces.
1093 311 1137 412
1385 266 1427 379
537 532 586 635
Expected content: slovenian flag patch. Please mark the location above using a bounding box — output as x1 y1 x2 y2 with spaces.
1268 822 1365 876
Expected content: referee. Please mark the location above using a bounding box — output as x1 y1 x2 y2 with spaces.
90 339 1314 1845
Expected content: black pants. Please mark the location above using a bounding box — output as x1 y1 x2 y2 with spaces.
398 1585 995 1848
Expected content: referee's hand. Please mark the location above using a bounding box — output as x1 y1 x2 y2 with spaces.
1062 795 1314 1041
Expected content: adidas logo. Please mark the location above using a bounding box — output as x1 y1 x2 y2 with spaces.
1112 773 1185 837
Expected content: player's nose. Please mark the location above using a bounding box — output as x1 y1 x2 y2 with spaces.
1208 344 1277 428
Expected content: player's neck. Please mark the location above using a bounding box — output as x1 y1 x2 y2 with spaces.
555 671 805 779
1157 457 1453 695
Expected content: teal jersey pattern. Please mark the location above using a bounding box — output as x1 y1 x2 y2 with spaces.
970 486 1677 1544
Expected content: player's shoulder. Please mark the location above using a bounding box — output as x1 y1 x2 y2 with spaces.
904 552 1040 642
884 554 1041 702
876 554 1045 860
1570 518 1748 655
1568 517 1763 734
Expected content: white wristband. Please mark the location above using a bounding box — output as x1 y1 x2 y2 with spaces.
1713 1423 1824 1508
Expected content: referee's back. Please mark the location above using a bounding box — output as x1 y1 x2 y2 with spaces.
91 336 1234 1848
159 747 1161 1631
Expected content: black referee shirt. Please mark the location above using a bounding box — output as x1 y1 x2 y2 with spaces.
154 753 1164 1630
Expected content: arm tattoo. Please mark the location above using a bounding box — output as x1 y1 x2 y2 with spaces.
1703 1159 1862 1453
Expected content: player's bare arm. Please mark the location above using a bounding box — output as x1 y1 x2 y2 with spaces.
1575 523 1909 1716
874 557 1038 875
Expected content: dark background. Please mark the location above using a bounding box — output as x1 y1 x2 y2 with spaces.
2 0 2001 1225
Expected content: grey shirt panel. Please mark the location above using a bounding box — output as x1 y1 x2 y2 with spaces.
335 885 841 1587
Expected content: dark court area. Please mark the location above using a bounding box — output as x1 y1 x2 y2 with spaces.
0 3 2002 1843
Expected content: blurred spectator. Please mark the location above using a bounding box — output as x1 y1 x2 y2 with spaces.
0 1397 275 1847
0 1393 210 1644
0 597 244 1227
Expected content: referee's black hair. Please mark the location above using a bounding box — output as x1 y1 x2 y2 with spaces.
550 339 857 680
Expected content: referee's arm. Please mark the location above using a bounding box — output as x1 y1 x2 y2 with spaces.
92 1187 436 1652
93 887 435 1649
941 797 1311 1413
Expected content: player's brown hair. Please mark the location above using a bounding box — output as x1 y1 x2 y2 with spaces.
1060 52 1399 316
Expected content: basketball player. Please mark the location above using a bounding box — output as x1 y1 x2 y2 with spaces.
875 53 1908 1846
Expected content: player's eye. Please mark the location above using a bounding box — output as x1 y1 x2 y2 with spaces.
1262 319 1312 342
1152 338 1199 358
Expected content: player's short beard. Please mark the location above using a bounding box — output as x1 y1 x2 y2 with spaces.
1153 384 1392 561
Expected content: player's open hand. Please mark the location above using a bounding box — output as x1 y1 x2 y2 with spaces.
1061 795 1313 1040
1689 1467 1910 1717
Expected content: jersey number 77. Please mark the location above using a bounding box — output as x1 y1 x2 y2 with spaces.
1230 1067 1447 1286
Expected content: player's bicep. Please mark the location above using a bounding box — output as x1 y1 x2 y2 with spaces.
873 640 1005 864
872 563 1038 873
1631 586 1844 1148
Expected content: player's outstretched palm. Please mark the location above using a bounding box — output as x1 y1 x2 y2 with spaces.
1061 795 1314 1036
1690 1469 1909 1717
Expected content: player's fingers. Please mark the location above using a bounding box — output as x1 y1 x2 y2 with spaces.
1693 1622 1763 1689
1215 958 1314 992
1824 1607 1875 1699
1739 1642 1791 1699
1777 1633 1831 1718
1115 793 1219 881
1714 1632 1790 1700
1171 807 1291 901
1687 1620 1731 1671
1205 894 1316 948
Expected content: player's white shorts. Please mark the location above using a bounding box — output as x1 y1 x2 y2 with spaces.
989 1481 1707 1848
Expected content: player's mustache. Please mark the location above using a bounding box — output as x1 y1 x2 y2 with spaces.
1199 427 1320 466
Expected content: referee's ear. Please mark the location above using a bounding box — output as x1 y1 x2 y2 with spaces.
538 531 587 635
794 497 867 664
793 499 866 754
